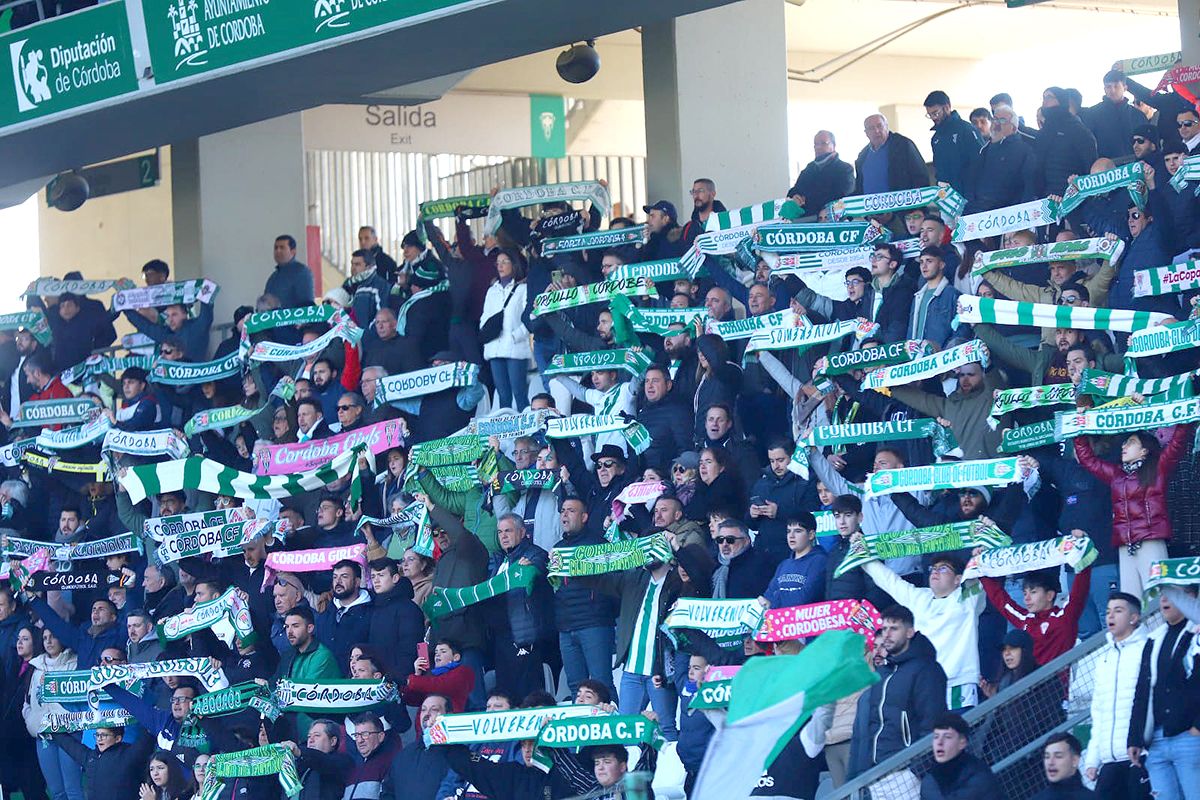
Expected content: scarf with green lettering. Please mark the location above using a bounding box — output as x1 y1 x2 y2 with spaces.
1079 368 1197 400
36 411 111 451
89 658 226 696
61 355 153 385
1144 556 1200 601
0 437 34 467
544 414 652 455
789 419 960 480
860 339 991 390
39 707 135 734
273 678 399 713
951 198 1060 243
184 379 294 436
988 384 1076 429
1125 318 1200 361
112 279 218 312
532 716 664 771
708 310 798 342
156 585 255 647
753 221 890 252
462 409 554 440
1117 52 1180 77
814 340 930 378
963 534 1098 579
541 226 646 255
611 297 706 337
865 457 1023 498
955 295 1170 332
1057 162 1147 217
999 419 1062 453
485 181 610 234
249 314 363 362
4 532 140 562
529 277 658 318
149 352 243 386
101 428 192 460
1134 261 1200 298
409 434 487 468
829 185 966 221
395 280 450 335
609 259 705 283
547 534 671 587
10 398 96 429
187 681 279 722
544 349 652 377
772 238 921 275
155 519 288 565
1054 396 1200 438
972 236 1125 277
200 745 300 800
492 468 560 495
662 598 765 649
423 562 538 620
706 200 786 233
834 520 1011 577
745 317 877 354
0 310 52 345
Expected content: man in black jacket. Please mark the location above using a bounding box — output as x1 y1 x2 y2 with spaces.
637 364 693 473
1037 90 1099 196
52 725 156 800
712 519 774 600
854 114 929 196
382 695 453 800
285 720 353 800
367 557 424 681
966 104 1038 214
789 130 855 217
919 713 1002 799
1085 70 1146 160
1032 733 1095 799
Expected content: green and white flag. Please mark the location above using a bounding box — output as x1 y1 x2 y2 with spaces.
828 185 966 221
426 705 604 746
973 236 1125 277
951 198 1059 243
663 598 765 648
753 221 890 253
101 428 191 461
485 181 610 234
1054 396 1200 439
1057 162 1147 218
375 361 479 405
999 419 1062 453
1133 261 1200 298
745 318 878 354
0 310 52 345
834 520 1012 577
865 457 1023 498
422 563 538 621
548 534 671 586
541 226 645 255
1079 368 1197 400
708 310 799 341
609 259 703 283
273 679 398 713
963 534 1098 579
861 339 990 390
1144 557 1200 601
249 314 362 362
10 398 95 429
989 384 1076 429
815 340 930 378
24 277 133 297
36 412 111 451
156 519 288 565
1125 318 1200 360
533 715 664 771
544 349 652 377
690 630 878 800
112 279 218 312
955 294 1170 332
149 352 243 386
789 420 960 480
200 745 300 800
705 200 786 233
156 585 255 646
530 277 658 318
544 414 652 455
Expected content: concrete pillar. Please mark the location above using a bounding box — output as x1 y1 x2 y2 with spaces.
642 0 790 211
1181 0 1200 70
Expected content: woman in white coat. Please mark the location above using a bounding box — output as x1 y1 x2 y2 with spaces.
23 628 84 800
479 249 532 409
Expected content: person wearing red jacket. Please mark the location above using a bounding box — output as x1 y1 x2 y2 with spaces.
0 352 76 432
1074 423 1193 596
402 639 476 713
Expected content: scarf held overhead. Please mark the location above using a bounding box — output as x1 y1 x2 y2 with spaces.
865 456 1023 498
834 520 1012 577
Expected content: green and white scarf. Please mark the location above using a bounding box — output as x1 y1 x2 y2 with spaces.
951 198 1059 243
36 412 111 450
955 294 1169 332
688 679 733 711
547 534 671 586
619 302 706 337
1079 368 1197 400
112 279 218 312
24 277 133 297
999 419 1061 453
4 532 141 563
186 681 277 721
184 379 294 437
541 226 646 255
426 705 605 746
150 352 243 386
865 456 1023 498
544 414 652 455
1125 318 1200 360
610 259 701 283
745 318 877 354
663 598 765 648
395 279 450 336
410 434 487 467
40 669 134 704
544 349 652 377
834 520 1011 577
101 428 191 460
40 707 135 734
243 305 336 335
829 185 965 221
772 237 921 275
0 437 35 467
157 585 255 646
462 409 554 441
1054 396 1200 438
274 678 399 713
62 355 153 385
1144 557 1200 601
89 657 225 694
789 420 960 480
753 221 890 252
1057 162 1146 218
705 200 786 233
485 181 610 234
861 339 990 390
423 562 538 621
529 277 657 318
249 314 363 362
1133 261 1200 298
419 193 490 222
533 715 664 771
988 384 1076 429
0 310 52 345
201 745 300 800
1116 51 1181 76
972 237 1125 277
963 534 1098 579
143 507 253 542
708 310 799 341
492 468 560 494
375 361 479 405
815 340 930 378
1169 155 1200 193
10 398 95 429
156 519 287 565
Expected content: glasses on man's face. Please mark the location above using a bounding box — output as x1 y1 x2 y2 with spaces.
1128 211 1143 221
596 460 618 469
689 189 710 197
512 448 535 456
101 654 122 663
714 535 744 546
351 730 382 740
337 404 356 412
1179 120 1198 129
1060 295 1081 305
170 696 192 706
928 565 954 575
1132 137 1148 145
844 278 865 287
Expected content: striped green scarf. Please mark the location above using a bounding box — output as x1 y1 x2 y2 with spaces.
547 534 671 587
753 221 889 252
201 745 300 800
829 185 965 221
865 457 1023 498
705 200 786 232
789 419 959 480
860 339 990 390
972 237 1124 277
1133 261 1200 298
816 340 930 378
834 520 1011 577
61 355 153 385
545 348 652 377
955 295 1169 332
410 434 487 467
395 280 450 335
541 226 646 255
1079 368 1197 400
1125 318 1200 360
1057 162 1146 218
988 384 1076 428
423 562 538 620
156 585 255 646
150 352 242 386
530 277 657 318
1054 396 1200 438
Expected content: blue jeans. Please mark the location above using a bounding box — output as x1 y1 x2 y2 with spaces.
1070 562 1119 639
560 627 616 701
37 737 84 800
490 357 528 410
1146 729 1200 800
618 671 678 740
458 647 489 711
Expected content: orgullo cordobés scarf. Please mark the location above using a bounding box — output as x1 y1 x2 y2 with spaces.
547 534 671 587
529 277 657 319
1125 318 1200 360
149 352 242 386
10 397 96 429
425 705 605 747
1078 368 1197 400
972 236 1125 277
156 585 255 647
544 348 652 377
951 198 1059 243
24 277 134 297
273 678 398 713
255 417 404 476
142 507 253 542
1057 162 1147 218
484 181 610 234
1053 396 1200 439
963 534 1098 579
789 419 960 480
111 279 218 312
815 340 930 379
999 419 1061 453
0 310 52 345
422 562 538 621
155 519 289 565
988 384 1076 429
865 456 1023 498
541 226 646 255
543 414 652 455
707 310 799 341
101 428 191 460
1134 261 1200 298
754 599 882 643
745 317 877 354
662 598 765 648
860 339 990 390
262 544 367 591
955 294 1169 333
374 361 480 405
1144 556 1200 601
200 745 300 800
752 221 890 253
834 520 1012 577
248 314 362 362
828 185 966 221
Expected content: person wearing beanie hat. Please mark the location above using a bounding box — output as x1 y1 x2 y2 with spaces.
387 234 450 365
104 364 161 432
1130 123 1164 172
1036 87 1098 196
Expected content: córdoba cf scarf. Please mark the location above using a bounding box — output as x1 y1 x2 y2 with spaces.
0 310 51 346
262 544 367 591
828 185 965 221
1053 396 1200 439
156 585 255 647
1057 162 1147 218
1144 556 1200 601
988 384 1076 429
423 563 539 621
532 715 664 771
149 352 242 386
788 419 959 480
972 236 1125 277
860 339 990 391
374 362 479 405
814 340 930 379
155 519 288 565
951 198 1059 243
834 520 1011 577
426 705 604 747
485 181 610 234
963 534 1098 579
1125 318 1200 360
865 456 1023 498
753 221 890 253
954 294 1170 332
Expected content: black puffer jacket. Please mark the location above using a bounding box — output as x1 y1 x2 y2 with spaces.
52 732 156 800
637 394 693 472
1036 106 1098 196
551 528 620 632
297 746 353 800
919 751 1002 799
966 133 1038 213
368 585 426 680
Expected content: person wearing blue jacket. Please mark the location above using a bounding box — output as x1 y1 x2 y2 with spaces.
908 245 964 349
761 513 829 610
29 595 122 669
677 652 716 796
925 91 984 194
124 298 215 363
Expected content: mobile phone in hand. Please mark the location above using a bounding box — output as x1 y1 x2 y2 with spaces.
417 642 429 662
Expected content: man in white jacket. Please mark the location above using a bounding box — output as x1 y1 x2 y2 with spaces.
1085 592 1151 799
850 536 985 711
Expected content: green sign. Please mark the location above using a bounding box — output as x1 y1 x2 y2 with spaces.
144 0 469 84
530 94 565 159
0 2 138 127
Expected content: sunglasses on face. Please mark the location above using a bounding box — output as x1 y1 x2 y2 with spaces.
1179 120 1198 128
714 536 744 545
1132 137 1148 145
1128 211 1143 220
1060 295 1081 305
337 404 356 411
672 465 688 473
596 460 619 469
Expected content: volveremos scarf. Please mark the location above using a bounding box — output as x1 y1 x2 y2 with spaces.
988 384 1077 429
121 443 369 504
752 221 890 253
744 318 877 354
707 310 799 342
754 599 882 643
39 707 134 734
36 412 111 450
22 450 108 481
422 562 538 621
200 745 300 800
255 418 405 476
183 379 294 437
529 277 657 319
865 456 1023 498
485 181 610 234
547 534 671 586
532 715 664 771
460 409 555 441
788 420 960 480
61 354 153 385
1125 318 1200 360
248 314 362 362
149 352 242 386
544 414 652 455
156 585 255 647
860 339 991 391
10 398 96 429
663 598 765 647
833 520 1011 577
0 310 52 345
955 294 1170 333
1144 556 1200 600
963 534 1098 579
541 226 646 255
1134 261 1200 298
4 533 140 563
24 277 133 297
112 279 218 312
1057 162 1147 217
374 362 480 405
89 657 226 694
999 419 1061 453
1053 396 1200 439
156 518 287 565
142 507 253 542
101 428 191 460
544 349 652 377
609 259 699 283
951 198 1059 243
815 340 930 379
828 185 966 221
1079 368 1197 400
263 544 368 590
426 705 605 747
972 237 1125 277
273 678 398 713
